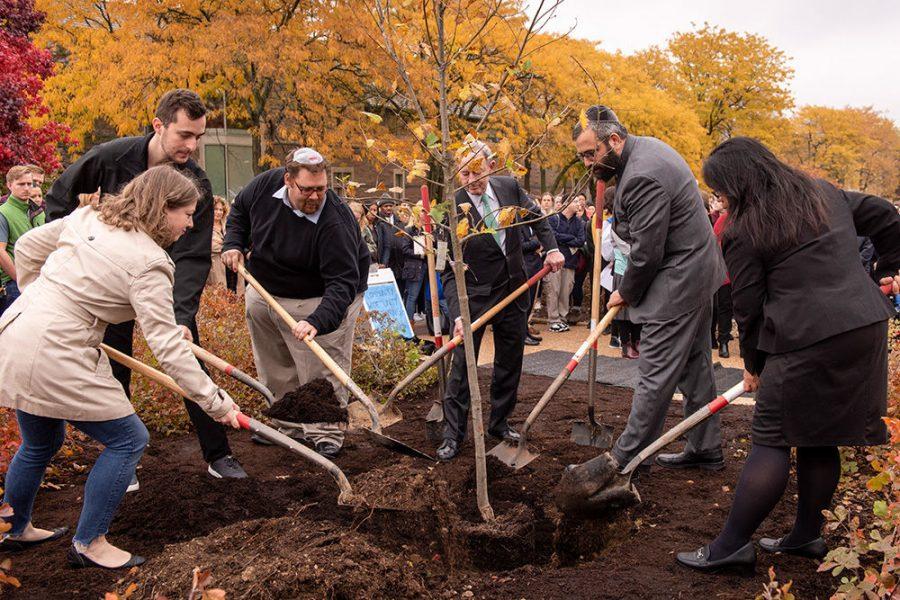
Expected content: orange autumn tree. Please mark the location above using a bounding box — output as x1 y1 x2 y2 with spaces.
36 0 383 170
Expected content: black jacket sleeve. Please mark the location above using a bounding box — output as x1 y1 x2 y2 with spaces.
168 174 213 326
222 178 254 253
308 221 360 334
617 176 670 306
520 226 540 255
44 149 106 221
722 233 767 375
841 190 900 281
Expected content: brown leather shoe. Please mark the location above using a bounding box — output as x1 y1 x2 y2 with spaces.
528 326 543 341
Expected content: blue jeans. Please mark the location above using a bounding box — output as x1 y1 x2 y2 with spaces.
0 280 20 316
404 275 425 323
3 410 149 545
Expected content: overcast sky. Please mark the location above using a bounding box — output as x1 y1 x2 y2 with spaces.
540 0 900 122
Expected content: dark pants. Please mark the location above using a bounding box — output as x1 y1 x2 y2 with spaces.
571 265 588 307
711 283 734 343
103 319 232 464
0 280 20 317
443 281 527 442
524 257 542 322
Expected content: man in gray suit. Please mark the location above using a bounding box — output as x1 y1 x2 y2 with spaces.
573 105 727 470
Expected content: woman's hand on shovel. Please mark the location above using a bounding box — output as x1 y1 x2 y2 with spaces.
219 407 242 429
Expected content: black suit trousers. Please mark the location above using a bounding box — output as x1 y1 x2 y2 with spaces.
442 281 528 442
103 319 232 464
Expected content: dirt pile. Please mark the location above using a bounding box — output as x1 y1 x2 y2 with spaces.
138 514 434 600
112 473 295 550
263 378 348 423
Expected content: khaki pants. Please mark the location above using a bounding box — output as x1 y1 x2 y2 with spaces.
245 288 363 446
545 267 575 324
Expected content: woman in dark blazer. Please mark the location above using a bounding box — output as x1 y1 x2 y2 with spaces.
677 137 900 572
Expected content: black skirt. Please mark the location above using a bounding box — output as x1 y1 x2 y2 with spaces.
752 320 889 447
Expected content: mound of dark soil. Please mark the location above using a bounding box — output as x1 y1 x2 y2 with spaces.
263 378 348 423
138 515 433 600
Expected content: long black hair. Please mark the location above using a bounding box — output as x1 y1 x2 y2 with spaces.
702 137 830 254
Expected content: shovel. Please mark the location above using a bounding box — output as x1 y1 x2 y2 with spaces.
487 305 621 469
420 185 447 428
384 264 551 421
238 265 434 461
571 184 614 449
555 381 747 516
99 343 363 507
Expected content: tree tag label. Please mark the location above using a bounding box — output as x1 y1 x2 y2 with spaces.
435 240 448 271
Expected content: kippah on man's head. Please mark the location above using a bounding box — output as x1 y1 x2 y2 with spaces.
585 105 621 125
291 147 326 165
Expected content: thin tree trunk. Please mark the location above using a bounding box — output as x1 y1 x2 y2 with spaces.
435 0 493 522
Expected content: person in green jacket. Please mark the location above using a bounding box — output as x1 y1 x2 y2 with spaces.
1 166 45 315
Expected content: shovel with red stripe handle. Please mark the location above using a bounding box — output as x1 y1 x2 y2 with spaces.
488 305 621 469
382 264 552 423
99 343 361 507
555 381 747 515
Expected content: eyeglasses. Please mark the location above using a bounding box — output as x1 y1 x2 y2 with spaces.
576 137 610 161
293 184 327 197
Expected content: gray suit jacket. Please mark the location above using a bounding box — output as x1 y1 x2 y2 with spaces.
612 135 726 323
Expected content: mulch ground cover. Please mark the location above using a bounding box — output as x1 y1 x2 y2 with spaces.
263 378 348 424
2 369 835 599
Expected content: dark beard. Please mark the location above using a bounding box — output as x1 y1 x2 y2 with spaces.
592 151 621 182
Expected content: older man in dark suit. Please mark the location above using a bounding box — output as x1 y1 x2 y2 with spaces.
573 105 727 470
437 143 564 461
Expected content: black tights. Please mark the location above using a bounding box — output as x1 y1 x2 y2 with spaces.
708 444 840 559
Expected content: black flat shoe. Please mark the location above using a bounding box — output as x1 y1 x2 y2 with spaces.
436 439 460 461
759 536 827 560
315 441 341 459
718 342 730 358
488 427 520 443
66 546 145 569
656 450 725 471
676 542 756 573
0 526 69 552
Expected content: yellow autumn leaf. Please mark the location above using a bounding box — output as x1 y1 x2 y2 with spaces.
412 125 425 140
458 202 472 214
579 108 589 130
497 206 517 227
458 85 472 101
466 156 484 172
365 139 375 149
386 149 398 162
456 220 470 238
360 111 383 124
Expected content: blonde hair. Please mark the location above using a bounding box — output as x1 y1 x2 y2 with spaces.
213 195 230 221
5 166 32 186
92 166 200 247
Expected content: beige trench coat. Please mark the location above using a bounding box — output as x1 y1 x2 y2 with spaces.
0 207 232 422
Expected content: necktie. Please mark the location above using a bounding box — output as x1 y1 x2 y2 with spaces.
480 193 501 248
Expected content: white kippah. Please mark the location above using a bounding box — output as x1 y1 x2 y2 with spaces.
292 147 325 164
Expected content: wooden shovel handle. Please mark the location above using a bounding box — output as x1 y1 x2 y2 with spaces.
238 264 383 433
100 343 189 397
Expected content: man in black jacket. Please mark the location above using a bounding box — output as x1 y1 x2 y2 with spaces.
44 90 246 482
222 148 370 459
437 143 563 461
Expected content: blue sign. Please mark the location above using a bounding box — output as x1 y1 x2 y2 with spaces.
363 269 414 339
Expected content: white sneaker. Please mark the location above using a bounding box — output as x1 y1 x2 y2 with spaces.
126 474 139 493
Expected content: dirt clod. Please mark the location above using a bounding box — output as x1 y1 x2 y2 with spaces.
263 378 348 423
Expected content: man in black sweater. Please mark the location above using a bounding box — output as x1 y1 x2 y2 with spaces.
222 148 369 458
44 89 246 484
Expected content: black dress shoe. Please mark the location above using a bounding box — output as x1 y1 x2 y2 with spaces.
436 439 460 461
656 450 725 471
718 342 730 358
759 536 827 560
315 441 341 459
676 542 756 573
67 546 146 570
0 526 68 552
711 338 718 349
488 427 520 443
524 335 540 346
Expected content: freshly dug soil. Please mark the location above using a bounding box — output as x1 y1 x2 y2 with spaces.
5 370 836 599
263 377 348 423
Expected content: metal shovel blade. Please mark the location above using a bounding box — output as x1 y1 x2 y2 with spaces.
486 439 539 470
347 400 403 430
554 452 641 516
425 401 444 423
361 428 435 461
570 420 614 449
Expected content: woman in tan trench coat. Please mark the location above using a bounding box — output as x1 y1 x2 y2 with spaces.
0 167 240 569
206 195 229 287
